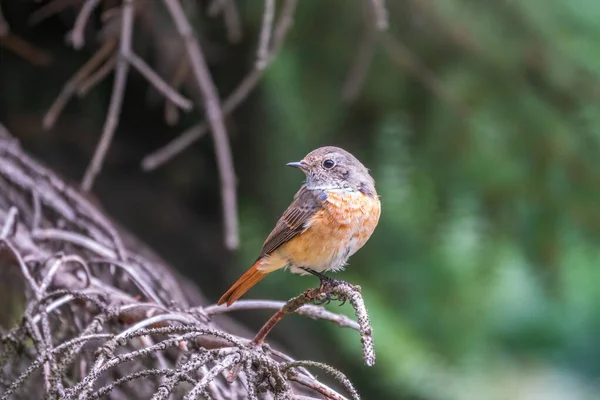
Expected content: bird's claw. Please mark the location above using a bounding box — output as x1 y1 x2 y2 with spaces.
313 292 338 305
300 268 349 306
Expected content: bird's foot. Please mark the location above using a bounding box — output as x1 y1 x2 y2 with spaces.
300 268 348 306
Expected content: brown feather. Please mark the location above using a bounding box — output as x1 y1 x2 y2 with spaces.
217 260 268 306
259 185 327 257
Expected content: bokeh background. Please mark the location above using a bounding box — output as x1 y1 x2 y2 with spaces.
2 1 600 399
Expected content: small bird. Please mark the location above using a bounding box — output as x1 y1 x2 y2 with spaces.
217 146 381 307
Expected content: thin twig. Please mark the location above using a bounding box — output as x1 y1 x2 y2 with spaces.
164 55 190 125
204 300 360 330
0 207 18 240
284 361 359 400
250 283 375 367
251 289 321 346
77 55 117 96
81 1 135 192
163 0 239 249
142 0 299 171
368 0 389 30
208 0 243 43
289 373 349 400
43 37 117 130
27 0 80 26
0 34 52 66
126 52 193 111
69 0 102 49
256 0 276 69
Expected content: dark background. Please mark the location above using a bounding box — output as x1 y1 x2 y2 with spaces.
2 1 600 399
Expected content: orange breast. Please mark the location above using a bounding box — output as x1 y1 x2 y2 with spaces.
276 189 381 273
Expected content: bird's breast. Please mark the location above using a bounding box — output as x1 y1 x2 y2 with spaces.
279 189 381 273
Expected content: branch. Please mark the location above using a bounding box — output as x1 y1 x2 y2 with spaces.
77 55 117 96
368 0 389 30
251 283 376 367
126 52 193 111
27 0 79 27
68 0 102 50
43 38 118 130
256 0 276 69
163 0 239 250
208 0 243 43
141 0 299 171
80 0 135 192
0 34 52 66
205 299 360 330
163 55 190 125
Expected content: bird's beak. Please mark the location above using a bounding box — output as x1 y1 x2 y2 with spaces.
286 160 307 170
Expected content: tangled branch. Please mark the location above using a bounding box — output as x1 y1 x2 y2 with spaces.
0 125 372 399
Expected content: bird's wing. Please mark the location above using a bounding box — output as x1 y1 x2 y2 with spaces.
259 185 327 258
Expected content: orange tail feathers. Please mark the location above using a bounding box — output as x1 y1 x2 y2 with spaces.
217 261 268 306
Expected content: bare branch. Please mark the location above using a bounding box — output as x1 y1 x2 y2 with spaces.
0 207 18 239
164 55 190 125
77 55 117 96
0 34 52 66
126 52 193 111
163 0 239 249
81 0 135 192
250 283 375 367
208 0 243 43
368 0 389 30
43 38 118 130
284 361 359 400
27 0 80 27
290 373 350 400
205 299 360 330
256 0 276 69
141 0 299 171
68 0 102 50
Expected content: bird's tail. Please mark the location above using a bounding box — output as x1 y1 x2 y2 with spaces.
217 260 268 306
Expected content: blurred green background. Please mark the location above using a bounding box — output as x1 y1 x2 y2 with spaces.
2 1 600 399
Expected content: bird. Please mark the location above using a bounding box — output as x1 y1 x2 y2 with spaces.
217 146 381 307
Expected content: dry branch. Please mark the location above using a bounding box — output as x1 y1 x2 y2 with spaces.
163 0 239 250
68 0 103 50
248 284 375 367
0 124 367 399
208 0 243 43
0 34 52 66
141 0 299 171
80 0 135 192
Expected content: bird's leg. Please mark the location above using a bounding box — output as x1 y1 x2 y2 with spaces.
300 268 347 305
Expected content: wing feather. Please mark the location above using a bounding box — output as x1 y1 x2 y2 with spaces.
259 185 326 258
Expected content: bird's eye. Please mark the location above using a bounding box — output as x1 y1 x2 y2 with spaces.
322 159 335 169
